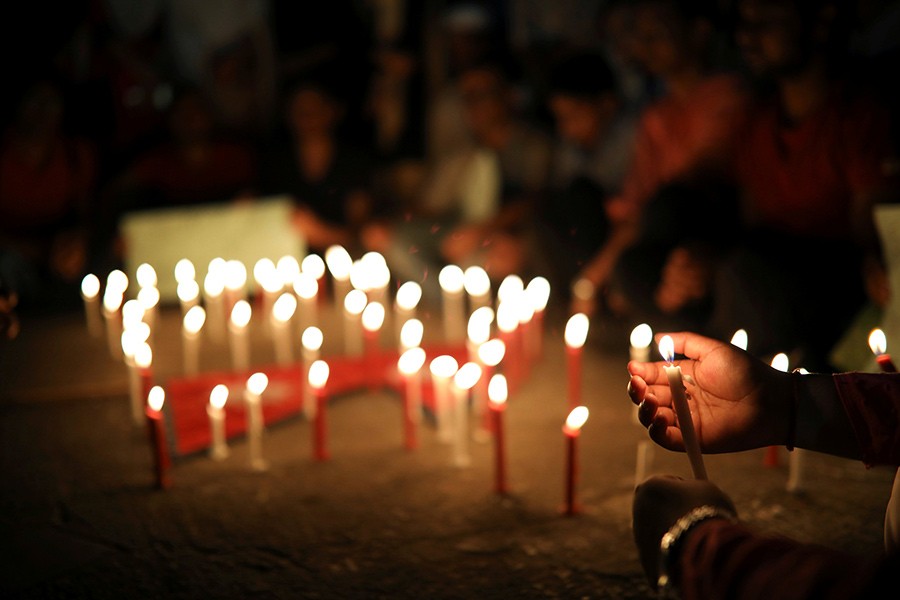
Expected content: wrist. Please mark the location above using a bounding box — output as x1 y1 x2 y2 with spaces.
657 505 737 596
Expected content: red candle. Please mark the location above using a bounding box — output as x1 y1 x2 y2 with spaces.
563 406 589 516
564 314 589 410
488 375 509 495
478 339 506 434
398 348 426 451
145 386 171 489
309 360 330 461
869 328 898 372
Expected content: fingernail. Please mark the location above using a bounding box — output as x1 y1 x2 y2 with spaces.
626 380 633 395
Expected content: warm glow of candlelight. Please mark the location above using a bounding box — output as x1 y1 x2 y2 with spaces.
565 406 589 431
463 266 491 297
208 257 227 277
272 293 297 323
302 326 324 351
659 335 675 363
293 272 318 300
869 328 887 356
136 263 157 288
395 282 422 311
497 275 524 304
102 289 124 313
183 306 206 334
478 339 506 366
253 257 276 286
121 300 145 329
137 286 160 311
308 360 330 389
147 386 165 411
630 323 653 349
400 319 424 348
564 313 590 349
81 274 100 299
276 255 301 287
106 269 129 294
731 329 748 351
349 259 369 290
175 258 195 283
135 342 153 368
525 277 551 312
203 270 225 297
230 300 251 328
210 384 228 409
344 289 367 315
496 302 518 333
454 362 482 390
366 255 391 291
515 295 535 324
121 329 141 358
467 307 493 345
247 372 269 395
177 280 200 303
301 254 326 280
325 245 352 281
362 302 386 332
224 260 247 292
488 374 508 406
430 355 459 379
438 265 464 293
398 347 427 375
771 353 789 372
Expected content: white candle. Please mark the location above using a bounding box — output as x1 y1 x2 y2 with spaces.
439 265 466 342
224 259 248 306
565 313 590 409
121 328 143 424
137 286 160 342
730 329 749 351
429 355 459 442
293 272 319 335
659 335 707 480
245 372 269 471
399 318 424 353
203 265 227 343
629 323 653 362
271 292 297 366
325 245 352 314
80 274 102 337
464 266 492 312
253 258 280 334
228 300 252 371
398 347 427 450
308 360 331 461
208 384 229 460
176 279 200 317
301 326 324 420
452 362 482 467
343 289 366 356
102 288 124 359
182 305 206 376
394 281 422 343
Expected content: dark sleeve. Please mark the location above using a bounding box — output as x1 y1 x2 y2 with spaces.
834 373 900 466
678 519 896 600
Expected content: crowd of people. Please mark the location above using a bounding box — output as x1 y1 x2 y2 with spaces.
1 0 898 365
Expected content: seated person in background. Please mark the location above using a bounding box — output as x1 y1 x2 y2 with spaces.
575 0 748 321
628 331 900 599
0 79 96 304
364 60 551 301
537 52 637 298
261 80 376 253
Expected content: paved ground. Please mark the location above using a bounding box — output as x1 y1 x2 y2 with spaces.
0 304 894 599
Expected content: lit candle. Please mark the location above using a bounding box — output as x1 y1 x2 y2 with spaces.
325 245 353 314
135 342 154 406
869 328 897 372
399 318 424 353
496 302 520 389
764 352 790 468
629 323 653 362
564 313 589 410
730 328 749 351
429 355 459 443
245 372 269 471
439 265 466 342
80 274 102 337
224 260 248 309
208 384 229 460
343 289 366 356
308 360 330 461
137 286 160 341
174 258 196 285
176 279 200 318
496 275 524 306
121 299 145 332
271 292 297 366
394 281 422 343
658 335 707 480
182 305 206 376
463 266 492 312
301 326 324 420
362 299 386 354
398 347 427 450
467 306 494 363
276 255 300 291
253 258 281 332
514 294 536 369
524 276 550 359
145 385 171 489
293 272 319 335
787 367 809 494
477 338 505 435
102 287 124 359
106 268 129 296
121 327 145 424
136 262 157 289
301 253 327 295
203 263 227 343
452 362 482 467
488 374 508 494
228 300 252 372
362 252 391 307
563 406 589 516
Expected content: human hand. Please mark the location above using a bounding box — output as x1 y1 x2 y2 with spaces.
627 332 792 453
633 475 737 584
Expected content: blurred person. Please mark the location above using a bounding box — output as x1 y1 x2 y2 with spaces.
628 331 900 598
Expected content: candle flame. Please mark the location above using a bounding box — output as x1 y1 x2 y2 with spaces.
246 372 269 395
203 270 225 297
525 276 551 312
121 329 141 357
230 300 252 328
565 406 589 431
134 343 153 368
478 339 506 366
515 295 535 324
136 263 157 288
659 335 675 363
629 323 653 349
81 274 100 299
302 326 324 351
183 305 206 334
796 367 810 375
564 313 590 348
344 289 367 315
488 374 508 405
174 258 195 283
308 360 330 389
869 328 887 356
301 254 326 280
276 255 300 287
253 258 276 287
102 288 124 313
467 308 493 345
770 352 789 372
224 260 247 291
272 293 297 323
495 302 518 333
463 266 491 297
324 245 352 280
106 269 129 295
399 319 424 349
349 259 369 291
210 384 228 409
147 385 165 411
496 275 524 304
207 257 227 278
730 329 748 351
137 286 160 310
121 300 145 329
398 347 427 375
454 362 482 390
429 355 459 379
361 302 386 331
438 265 464 293
395 281 422 311
177 279 200 303
293 272 318 299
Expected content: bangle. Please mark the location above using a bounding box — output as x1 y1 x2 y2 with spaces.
657 505 737 596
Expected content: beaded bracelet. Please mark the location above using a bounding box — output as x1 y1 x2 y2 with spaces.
657 505 737 597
